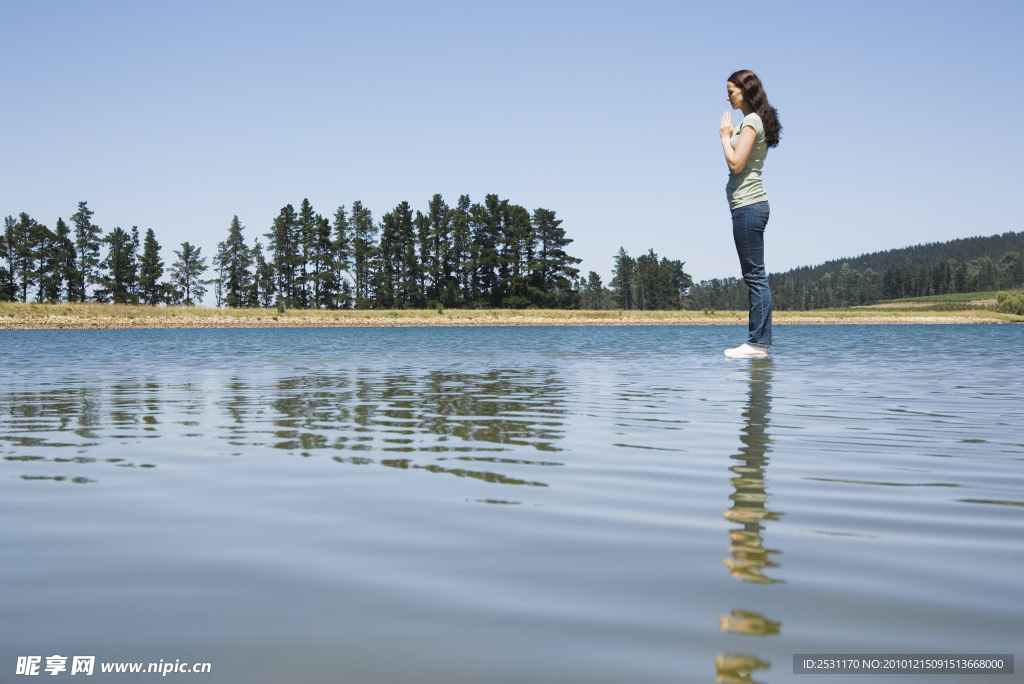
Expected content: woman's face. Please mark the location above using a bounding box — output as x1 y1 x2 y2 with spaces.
727 82 745 110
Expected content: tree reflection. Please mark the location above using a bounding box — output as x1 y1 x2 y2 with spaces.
268 368 567 485
269 369 567 453
1 387 104 442
1 369 567 488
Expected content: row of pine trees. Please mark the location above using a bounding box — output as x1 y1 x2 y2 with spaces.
1 194 586 310
1 203 185 306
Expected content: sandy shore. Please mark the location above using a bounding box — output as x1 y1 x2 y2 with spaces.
1 304 1019 330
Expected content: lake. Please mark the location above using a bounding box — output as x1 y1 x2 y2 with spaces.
1 325 1021 683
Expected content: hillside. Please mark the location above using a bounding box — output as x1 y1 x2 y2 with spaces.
690 231 1024 311
783 231 1024 287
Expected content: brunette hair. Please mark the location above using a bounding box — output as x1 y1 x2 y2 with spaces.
728 70 782 148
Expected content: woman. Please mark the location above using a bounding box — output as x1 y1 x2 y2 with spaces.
719 70 782 358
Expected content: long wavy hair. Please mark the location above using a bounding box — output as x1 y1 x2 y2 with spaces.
728 70 782 148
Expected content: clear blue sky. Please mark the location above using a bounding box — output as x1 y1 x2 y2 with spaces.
3 1 1021 298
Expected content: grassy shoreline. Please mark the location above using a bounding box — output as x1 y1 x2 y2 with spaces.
1 302 1021 329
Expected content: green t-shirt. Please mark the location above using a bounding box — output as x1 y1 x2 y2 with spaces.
726 112 769 210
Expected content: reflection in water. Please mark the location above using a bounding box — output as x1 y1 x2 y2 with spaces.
718 609 781 637
716 360 781 682
268 369 566 485
269 369 566 451
714 653 771 684
2 329 1022 684
1 369 567 488
722 360 781 584
958 498 1024 507
378 458 548 487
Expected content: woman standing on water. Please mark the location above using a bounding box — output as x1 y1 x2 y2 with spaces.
719 70 782 358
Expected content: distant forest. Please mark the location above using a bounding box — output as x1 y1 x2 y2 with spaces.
688 232 1024 310
2 196 586 310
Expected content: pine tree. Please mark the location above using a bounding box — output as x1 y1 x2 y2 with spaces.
35 220 62 303
70 201 102 302
503 204 535 307
532 208 580 307
170 242 208 306
97 226 140 304
211 241 228 308
427 194 455 305
350 201 376 307
128 226 141 302
0 223 13 302
253 240 275 308
310 213 334 308
581 271 608 310
9 213 41 302
266 205 298 307
138 228 165 305
371 202 420 308
222 216 254 308
295 199 316 308
450 195 472 305
332 206 352 309
375 209 400 308
53 218 79 302
472 196 503 306
610 247 635 309
393 201 419 307
415 210 431 303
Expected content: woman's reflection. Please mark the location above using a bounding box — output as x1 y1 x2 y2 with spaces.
715 359 781 683
722 358 781 584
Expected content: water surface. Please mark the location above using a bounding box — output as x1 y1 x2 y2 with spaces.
1 326 1021 683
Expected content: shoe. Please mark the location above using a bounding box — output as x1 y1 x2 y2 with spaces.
724 343 768 358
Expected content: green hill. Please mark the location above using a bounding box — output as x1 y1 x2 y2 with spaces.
784 231 1024 286
691 231 1024 311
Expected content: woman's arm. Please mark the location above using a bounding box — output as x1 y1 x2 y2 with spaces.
720 114 756 173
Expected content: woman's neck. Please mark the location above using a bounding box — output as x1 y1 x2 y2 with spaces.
740 104 755 117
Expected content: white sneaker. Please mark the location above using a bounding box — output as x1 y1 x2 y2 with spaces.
724 343 768 358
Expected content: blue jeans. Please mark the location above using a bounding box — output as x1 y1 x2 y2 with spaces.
731 202 772 348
